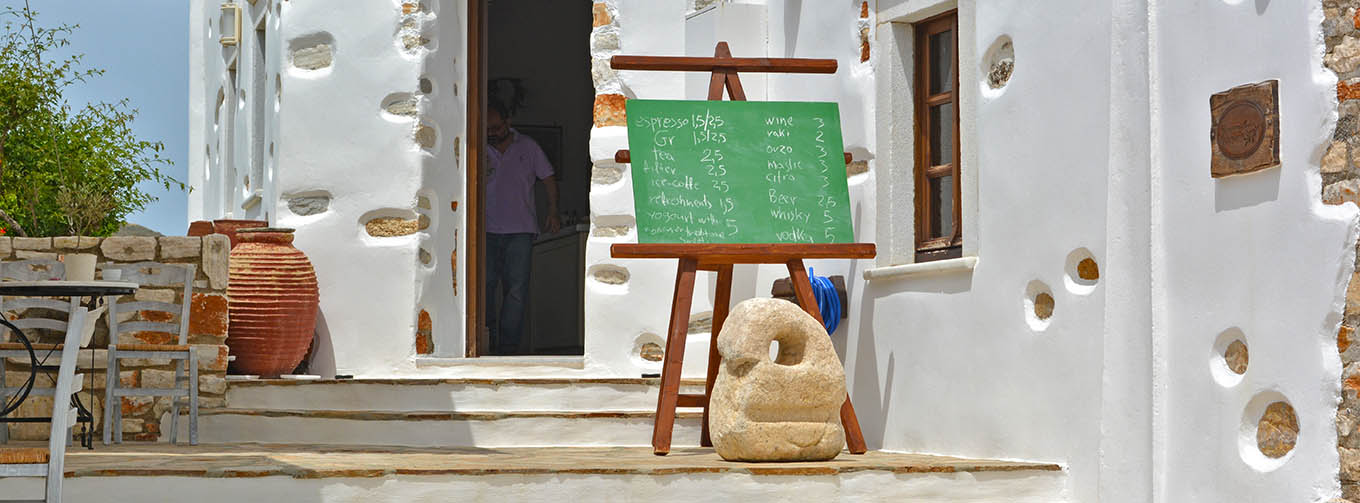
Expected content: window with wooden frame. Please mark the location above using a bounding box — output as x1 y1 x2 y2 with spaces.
913 11 961 262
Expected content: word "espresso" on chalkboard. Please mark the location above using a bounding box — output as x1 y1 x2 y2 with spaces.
625 100 854 244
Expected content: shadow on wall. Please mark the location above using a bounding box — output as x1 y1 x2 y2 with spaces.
783 0 802 57
303 311 338 378
849 268 975 449
830 196 869 361
1214 167 1281 212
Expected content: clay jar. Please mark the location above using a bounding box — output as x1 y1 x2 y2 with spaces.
190 219 269 249
186 220 215 238
227 228 319 377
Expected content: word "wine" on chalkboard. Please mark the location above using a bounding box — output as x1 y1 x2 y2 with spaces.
625 100 854 244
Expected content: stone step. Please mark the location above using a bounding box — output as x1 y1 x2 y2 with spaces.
225 377 709 412
164 407 706 448
3 443 1070 503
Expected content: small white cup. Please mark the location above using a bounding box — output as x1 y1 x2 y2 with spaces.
61 254 97 282
102 269 123 281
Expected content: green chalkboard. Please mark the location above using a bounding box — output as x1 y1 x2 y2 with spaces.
625 100 854 244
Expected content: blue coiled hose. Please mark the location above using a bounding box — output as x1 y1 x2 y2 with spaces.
807 267 840 334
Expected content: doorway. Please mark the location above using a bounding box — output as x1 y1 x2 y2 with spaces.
467 0 594 356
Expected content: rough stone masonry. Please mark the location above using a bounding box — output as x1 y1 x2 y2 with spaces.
1324 1 1360 500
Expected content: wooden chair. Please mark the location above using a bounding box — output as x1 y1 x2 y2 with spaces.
0 305 89 502
102 262 198 445
0 259 75 446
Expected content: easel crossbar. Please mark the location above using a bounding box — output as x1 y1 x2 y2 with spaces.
609 55 837 74
614 150 853 166
611 243 875 264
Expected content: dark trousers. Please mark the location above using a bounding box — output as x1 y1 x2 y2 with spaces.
486 232 533 353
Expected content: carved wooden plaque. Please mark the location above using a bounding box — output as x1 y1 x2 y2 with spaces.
1210 80 1280 178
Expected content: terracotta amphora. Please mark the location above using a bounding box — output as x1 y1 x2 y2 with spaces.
226 228 319 377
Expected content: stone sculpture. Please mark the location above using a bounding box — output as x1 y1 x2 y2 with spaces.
709 297 846 461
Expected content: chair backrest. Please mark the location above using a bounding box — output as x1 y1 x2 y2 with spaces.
0 260 74 342
103 262 196 346
43 305 87 501
0 259 64 281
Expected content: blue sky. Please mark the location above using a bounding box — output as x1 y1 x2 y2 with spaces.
2 0 188 235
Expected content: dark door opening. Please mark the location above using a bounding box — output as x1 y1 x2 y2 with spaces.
469 0 594 356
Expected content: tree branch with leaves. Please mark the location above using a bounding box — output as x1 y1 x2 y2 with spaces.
0 4 182 237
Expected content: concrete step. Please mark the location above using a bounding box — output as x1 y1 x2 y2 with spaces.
164 408 706 448
4 443 1070 503
225 377 708 412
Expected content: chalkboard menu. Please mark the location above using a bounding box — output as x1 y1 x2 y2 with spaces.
625 100 854 244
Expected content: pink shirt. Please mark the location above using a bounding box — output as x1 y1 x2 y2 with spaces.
485 129 554 234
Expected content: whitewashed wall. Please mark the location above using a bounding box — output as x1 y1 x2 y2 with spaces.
268 0 422 377
187 1 1358 500
419 1 469 363
865 1 1109 501
189 0 282 224
863 0 1358 501
1155 1 1356 502
191 0 874 377
191 0 459 377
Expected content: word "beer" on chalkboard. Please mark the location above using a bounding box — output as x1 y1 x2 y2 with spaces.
625 100 854 244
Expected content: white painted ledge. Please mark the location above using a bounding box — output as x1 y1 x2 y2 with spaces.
863 256 978 281
240 191 263 210
414 356 586 369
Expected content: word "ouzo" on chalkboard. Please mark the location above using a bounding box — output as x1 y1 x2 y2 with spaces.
624 100 854 244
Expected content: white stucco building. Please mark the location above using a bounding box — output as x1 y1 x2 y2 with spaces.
184 0 1360 501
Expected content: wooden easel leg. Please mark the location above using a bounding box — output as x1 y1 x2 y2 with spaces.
700 264 734 448
838 396 867 454
653 257 699 455
708 43 730 100
786 259 868 454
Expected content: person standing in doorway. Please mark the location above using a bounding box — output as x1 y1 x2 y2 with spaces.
485 97 560 354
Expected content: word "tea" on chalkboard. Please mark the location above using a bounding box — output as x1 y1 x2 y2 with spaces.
625 100 854 244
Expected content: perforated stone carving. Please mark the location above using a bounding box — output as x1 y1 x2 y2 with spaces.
710 298 845 462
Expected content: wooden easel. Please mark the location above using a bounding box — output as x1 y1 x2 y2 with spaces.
610 42 874 456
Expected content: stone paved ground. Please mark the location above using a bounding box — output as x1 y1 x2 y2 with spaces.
7 443 1059 479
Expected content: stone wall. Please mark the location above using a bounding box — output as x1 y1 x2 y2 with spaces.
1325 1 1360 500
1 235 231 441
